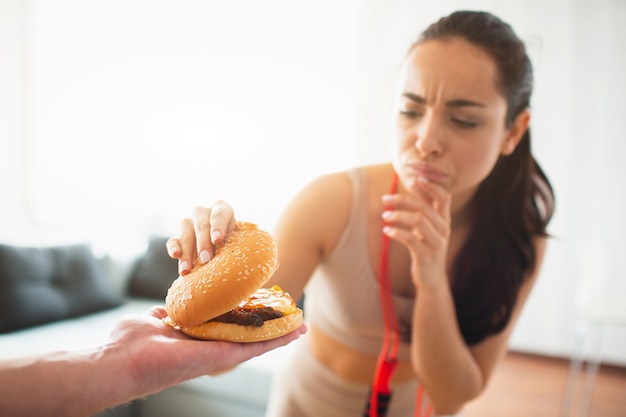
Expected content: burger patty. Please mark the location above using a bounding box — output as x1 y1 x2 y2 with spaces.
209 306 283 327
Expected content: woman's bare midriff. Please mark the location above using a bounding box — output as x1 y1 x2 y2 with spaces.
309 323 416 384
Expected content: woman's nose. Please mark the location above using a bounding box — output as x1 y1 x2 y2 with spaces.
415 114 443 157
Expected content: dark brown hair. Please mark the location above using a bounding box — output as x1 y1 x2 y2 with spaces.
414 11 555 345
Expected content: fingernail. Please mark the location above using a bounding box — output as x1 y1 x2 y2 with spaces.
211 231 221 242
168 246 178 257
179 261 189 274
381 211 392 220
200 250 211 264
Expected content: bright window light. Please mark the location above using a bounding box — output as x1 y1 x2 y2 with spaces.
25 0 359 231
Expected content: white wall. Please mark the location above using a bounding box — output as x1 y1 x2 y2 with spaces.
0 1 29 227
1 0 625 365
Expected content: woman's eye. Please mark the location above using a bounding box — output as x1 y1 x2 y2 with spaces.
452 118 478 128
399 110 422 119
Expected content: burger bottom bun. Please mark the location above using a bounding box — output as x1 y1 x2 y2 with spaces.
174 309 304 343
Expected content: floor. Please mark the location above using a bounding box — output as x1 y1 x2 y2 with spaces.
462 351 626 417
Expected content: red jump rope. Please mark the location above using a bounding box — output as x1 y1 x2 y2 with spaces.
364 171 432 417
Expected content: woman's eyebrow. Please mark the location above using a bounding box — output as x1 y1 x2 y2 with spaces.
402 92 486 108
402 92 426 104
446 98 486 108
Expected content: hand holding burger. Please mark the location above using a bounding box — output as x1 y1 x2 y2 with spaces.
164 221 303 342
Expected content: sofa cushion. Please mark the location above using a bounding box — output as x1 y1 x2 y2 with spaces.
127 236 178 300
0 243 124 333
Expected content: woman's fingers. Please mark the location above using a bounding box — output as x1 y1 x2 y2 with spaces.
417 179 452 223
381 180 451 266
208 200 237 244
192 206 215 265
195 200 238 263
177 217 199 274
383 180 451 233
165 236 181 259
382 195 443 237
382 208 443 249
165 201 238 275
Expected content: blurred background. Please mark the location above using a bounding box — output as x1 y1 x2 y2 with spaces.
1 0 625 365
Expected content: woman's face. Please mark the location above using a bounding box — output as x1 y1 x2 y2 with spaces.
392 37 527 209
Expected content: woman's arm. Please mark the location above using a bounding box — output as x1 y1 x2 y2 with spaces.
410 237 547 415
382 178 548 414
268 172 353 301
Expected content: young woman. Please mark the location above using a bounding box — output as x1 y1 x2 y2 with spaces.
168 10 555 417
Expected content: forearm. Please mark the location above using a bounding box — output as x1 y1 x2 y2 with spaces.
411 286 483 414
0 347 136 417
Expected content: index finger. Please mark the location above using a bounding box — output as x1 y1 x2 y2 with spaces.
207 199 237 244
417 179 451 221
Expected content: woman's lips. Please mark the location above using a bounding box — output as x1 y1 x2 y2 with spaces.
406 161 448 183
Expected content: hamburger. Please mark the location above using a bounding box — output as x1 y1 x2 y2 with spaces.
163 221 303 342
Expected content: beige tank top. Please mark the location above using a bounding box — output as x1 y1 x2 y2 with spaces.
304 167 414 360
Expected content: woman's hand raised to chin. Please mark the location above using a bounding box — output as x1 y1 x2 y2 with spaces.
380 178 452 290
166 200 237 275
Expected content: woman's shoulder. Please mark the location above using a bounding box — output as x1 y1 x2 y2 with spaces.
312 163 393 185
299 164 387 197
292 163 393 209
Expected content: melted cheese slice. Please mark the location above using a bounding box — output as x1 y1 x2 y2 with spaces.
239 285 298 315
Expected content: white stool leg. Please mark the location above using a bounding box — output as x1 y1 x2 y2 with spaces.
561 320 589 417
578 323 604 417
